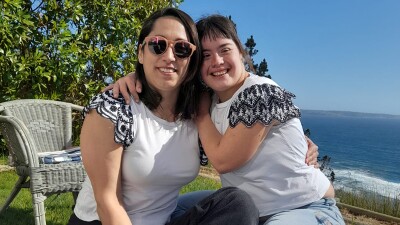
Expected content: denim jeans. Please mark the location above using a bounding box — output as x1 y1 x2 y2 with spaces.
172 192 345 225
68 188 258 225
171 190 216 220
259 198 345 225
167 187 259 225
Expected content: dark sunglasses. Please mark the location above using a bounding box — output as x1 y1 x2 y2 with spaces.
143 36 197 59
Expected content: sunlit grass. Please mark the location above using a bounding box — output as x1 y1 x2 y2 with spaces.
0 168 221 225
0 154 7 165
180 175 221 193
1 156 398 224
0 170 75 225
336 189 400 218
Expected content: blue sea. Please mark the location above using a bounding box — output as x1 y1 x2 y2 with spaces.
300 110 400 199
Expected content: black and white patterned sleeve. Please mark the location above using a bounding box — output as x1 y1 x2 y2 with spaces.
229 84 301 128
83 90 134 148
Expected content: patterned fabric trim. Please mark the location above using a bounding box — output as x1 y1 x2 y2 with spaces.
229 84 301 128
198 138 208 166
83 91 134 148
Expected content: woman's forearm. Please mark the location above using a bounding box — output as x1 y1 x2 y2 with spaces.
196 112 269 174
196 114 229 173
96 198 132 225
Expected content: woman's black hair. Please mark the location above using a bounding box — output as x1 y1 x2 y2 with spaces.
135 7 201 120
196 14 259 73
196 14 247 56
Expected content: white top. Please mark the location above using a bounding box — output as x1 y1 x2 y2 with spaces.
210 74 331 217
74 91 200 225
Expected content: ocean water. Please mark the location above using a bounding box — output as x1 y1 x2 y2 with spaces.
300 111 400 199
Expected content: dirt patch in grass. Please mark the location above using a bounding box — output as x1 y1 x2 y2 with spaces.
0 165 13 173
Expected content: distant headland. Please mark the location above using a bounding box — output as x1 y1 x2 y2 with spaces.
301 109 400 119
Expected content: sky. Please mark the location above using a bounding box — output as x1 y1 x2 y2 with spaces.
179 0 400 115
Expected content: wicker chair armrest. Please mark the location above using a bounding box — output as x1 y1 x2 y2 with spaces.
0 115 41 167
30 163 86 195
70 104 83 112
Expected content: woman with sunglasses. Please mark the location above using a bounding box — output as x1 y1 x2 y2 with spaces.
110 14 343 225
68 8 259 225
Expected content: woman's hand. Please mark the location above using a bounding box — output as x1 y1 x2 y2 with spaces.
102 72 142 104
197 92 212 118
305 136 319 168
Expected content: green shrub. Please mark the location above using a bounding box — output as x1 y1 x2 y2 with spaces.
0 0 183 155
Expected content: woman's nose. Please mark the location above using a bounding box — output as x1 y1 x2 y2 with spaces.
163 44 176 61
211 54 223 66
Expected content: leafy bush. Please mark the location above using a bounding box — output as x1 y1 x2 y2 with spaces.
0 0 182 155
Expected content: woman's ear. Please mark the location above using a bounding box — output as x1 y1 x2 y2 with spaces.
138 44 144 64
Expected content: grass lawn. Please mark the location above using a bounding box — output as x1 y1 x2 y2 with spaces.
0 170 76 225
0 169 221 225
1 159 399 225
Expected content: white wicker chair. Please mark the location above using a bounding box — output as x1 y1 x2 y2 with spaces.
0 99 87 225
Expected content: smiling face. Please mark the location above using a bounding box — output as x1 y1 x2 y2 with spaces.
201 37 247 102
138 16 191 95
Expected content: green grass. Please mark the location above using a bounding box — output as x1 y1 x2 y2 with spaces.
0 169 221 225
0 154 7 165
0 170 75 225
180 175 221 193
1 161 399 224
336 188 400 218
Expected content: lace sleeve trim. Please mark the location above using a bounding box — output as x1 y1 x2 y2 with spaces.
83 91 134 148
229 84 301 128
198 138 208 166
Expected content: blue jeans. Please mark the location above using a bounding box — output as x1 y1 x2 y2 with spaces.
69 188 258 225
259 198 345 225
171 192 345 225
167 187 258 225
171 190 216 220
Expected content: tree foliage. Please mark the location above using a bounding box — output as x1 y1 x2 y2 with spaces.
244 35 271 78
0 0 181 105
226 16 270 78
0 0 182 155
